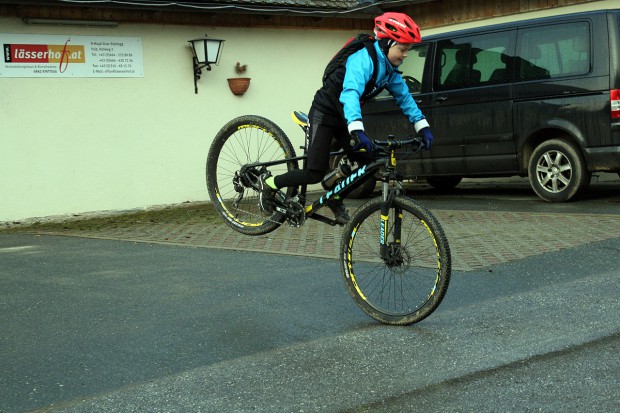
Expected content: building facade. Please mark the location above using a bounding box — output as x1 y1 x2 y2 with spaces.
0 0 615 221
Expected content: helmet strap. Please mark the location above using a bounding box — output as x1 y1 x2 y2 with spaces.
378 38 392 56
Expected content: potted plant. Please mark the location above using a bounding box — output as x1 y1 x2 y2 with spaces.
227 62 251 96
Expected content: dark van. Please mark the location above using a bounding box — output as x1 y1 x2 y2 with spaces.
363 9 620 202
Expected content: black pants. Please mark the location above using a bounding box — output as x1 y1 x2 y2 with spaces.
273 109 350 189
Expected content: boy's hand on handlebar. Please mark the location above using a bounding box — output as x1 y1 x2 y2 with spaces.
419 127 433 150
350 130 373 153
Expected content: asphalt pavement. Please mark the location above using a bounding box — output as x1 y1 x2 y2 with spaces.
1 176 619 413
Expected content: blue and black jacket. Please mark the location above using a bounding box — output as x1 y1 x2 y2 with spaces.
312 41 429 133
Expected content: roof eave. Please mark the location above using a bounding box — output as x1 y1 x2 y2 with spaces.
0 0 382 19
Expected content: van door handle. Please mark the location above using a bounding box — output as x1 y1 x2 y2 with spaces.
436 96 448 102
415 99 422 104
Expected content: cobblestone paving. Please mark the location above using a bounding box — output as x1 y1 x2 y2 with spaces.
12 203 620 272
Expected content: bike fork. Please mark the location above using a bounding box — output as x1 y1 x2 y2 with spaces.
379 183 402 261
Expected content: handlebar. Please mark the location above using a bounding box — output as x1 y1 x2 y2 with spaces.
372 135 425 152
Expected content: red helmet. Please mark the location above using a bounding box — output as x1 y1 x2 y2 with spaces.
374 12 421 44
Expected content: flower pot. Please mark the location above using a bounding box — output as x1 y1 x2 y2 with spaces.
227 77 251 96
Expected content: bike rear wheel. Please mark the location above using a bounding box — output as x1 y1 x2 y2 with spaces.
340 196 451 325
206 115 299 235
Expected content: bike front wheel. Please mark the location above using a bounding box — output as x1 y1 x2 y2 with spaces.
340 196 451 325
206 115 299 236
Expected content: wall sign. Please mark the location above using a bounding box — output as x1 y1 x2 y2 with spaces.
1 33 143 78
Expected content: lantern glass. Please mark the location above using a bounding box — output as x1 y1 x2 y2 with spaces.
189 37 224 65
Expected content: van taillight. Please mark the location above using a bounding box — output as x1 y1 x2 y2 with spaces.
612 89 620 119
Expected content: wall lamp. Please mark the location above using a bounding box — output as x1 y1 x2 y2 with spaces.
188 35 225 94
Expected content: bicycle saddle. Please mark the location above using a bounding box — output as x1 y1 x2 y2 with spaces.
291 111 309 127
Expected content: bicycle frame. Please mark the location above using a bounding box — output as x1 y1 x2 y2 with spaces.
208 114 449 325
243 135 420 229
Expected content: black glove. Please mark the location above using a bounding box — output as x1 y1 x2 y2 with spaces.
350 130 373 153
419 127 433 150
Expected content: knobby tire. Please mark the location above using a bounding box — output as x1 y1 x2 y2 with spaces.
340 196 451 325
206 115 299 236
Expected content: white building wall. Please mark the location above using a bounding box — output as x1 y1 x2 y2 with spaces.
1 19 356 222
1 0 616 222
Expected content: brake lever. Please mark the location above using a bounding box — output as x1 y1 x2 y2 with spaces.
411 136 425 151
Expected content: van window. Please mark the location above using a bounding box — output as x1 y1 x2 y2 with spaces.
435 30 515 91
516 21 590 81
399 43 428 94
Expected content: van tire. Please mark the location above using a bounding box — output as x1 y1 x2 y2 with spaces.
426 176 462 190
354 177 377 198
528 139 589 202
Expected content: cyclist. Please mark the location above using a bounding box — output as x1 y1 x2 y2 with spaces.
259 12 434 223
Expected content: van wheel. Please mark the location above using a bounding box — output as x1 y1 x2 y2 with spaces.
355 176 377 198
426 176 462 190
528 139 590 202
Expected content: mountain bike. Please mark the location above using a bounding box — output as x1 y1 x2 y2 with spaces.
206 113 451 325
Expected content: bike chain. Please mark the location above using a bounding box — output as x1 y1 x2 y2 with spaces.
230 169 304 228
